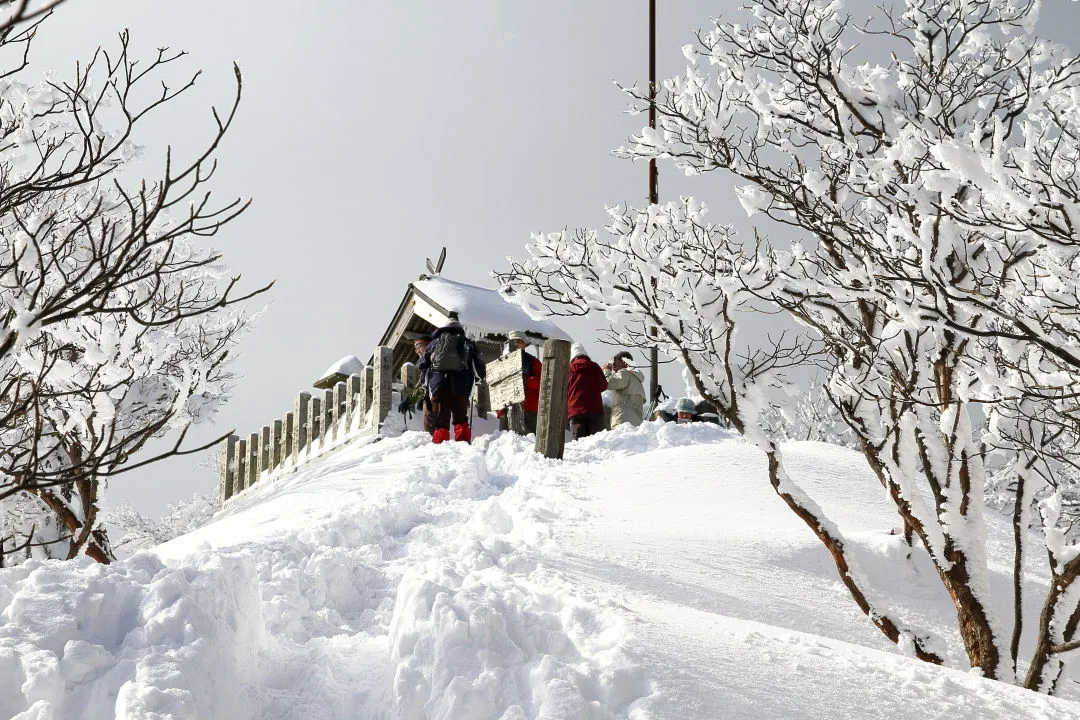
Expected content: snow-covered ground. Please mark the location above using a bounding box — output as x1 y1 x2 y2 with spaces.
2 422 1078 718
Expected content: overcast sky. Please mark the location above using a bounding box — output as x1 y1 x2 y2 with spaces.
30 1 1078 517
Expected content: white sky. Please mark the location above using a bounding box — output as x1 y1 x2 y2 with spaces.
29 0 1078 516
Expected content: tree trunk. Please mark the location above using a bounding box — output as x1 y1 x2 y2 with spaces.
1025 557 1080 692
32 478 113 564
1011 471 1026 675
765 450 943 664
856 435 1000 676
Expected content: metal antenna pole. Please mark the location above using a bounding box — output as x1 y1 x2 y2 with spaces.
648 0 660 404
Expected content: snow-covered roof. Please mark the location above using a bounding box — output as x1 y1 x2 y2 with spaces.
314 355 367 388
319 355 366 380
411 276 568 340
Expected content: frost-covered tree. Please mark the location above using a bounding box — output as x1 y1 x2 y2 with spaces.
107 492 220 554
499 0 1080 694
0 7 268 564
760 383 854 447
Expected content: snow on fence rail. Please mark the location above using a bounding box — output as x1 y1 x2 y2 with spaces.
217 346 396 502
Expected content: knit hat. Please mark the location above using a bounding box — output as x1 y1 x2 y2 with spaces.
675 397 697 413
507 330 528 343
614 350 633 363
570 342 587 359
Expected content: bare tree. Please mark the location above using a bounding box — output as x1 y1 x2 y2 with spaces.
0 7 270 563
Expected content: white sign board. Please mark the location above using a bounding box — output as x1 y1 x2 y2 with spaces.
487 350 526 409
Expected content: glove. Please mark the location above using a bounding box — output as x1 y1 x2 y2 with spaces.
397 398 413 415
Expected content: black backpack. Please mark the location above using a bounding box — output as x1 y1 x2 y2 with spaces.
430 332 468 372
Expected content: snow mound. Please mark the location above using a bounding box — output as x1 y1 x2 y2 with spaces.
0 551 260 719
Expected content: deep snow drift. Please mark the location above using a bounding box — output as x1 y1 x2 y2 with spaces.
2 423 1078 719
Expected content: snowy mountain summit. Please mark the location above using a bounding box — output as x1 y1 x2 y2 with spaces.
2 423 1078 719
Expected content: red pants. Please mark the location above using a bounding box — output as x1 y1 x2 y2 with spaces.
430 387 469 430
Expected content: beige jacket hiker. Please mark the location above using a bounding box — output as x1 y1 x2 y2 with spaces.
604 367 646 427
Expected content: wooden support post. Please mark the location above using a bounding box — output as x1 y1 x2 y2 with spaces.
235 438 248 493
534 339 571 459
247 432 259 487
508 404 525 436
220 435 238 501
360 366 374 423
373 346 393 427
271 419 283 468
309 396 322 449
259 425 271 478
333 382 347 441
400 363 418 387
346 374 363 430
293 392 310 460
284 412 295 463
323 388 334 442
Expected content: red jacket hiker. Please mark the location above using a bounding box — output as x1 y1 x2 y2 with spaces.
522 353 542 413
567 353 607 417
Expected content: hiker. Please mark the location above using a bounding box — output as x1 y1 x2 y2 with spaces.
496 330 542 435
567 343 607 440
418 319 486 444
602 350 646 427
398 335 433 432
675 397 697 424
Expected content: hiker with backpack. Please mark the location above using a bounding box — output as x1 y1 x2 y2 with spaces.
418 318 487 444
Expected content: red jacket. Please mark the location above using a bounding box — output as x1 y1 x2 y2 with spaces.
567 356 607 417
522 354 542 413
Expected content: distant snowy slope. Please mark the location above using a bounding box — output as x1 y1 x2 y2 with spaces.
1 423 1077 719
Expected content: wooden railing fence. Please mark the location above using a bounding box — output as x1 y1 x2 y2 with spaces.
218 345 395 502
219 339 575 502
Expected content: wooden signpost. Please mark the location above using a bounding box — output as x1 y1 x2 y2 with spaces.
534 339 571 459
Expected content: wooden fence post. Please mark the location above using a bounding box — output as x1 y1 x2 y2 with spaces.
271 419 283 469
258 426 271 478
220 434 238 501
347 374 364 430
322 388 334 443
309 396 322 449
333 382 346 441
284 412 295 463
247 432 259 487
373 346 393 427
235 438 248 494
534 339 571 459
360 366 374 424
293 392 310 461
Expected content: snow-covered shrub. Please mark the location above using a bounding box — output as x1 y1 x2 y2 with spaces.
760 385 854 448
108 493 221 554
